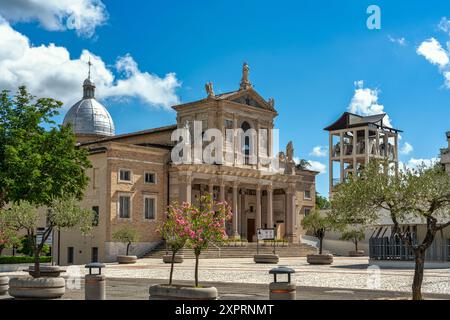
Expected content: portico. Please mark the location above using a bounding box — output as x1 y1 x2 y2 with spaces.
171 164 308 243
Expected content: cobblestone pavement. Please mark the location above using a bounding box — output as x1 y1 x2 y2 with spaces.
2 257 450 297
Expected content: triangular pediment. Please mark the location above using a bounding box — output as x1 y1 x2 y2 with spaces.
217 88 275 111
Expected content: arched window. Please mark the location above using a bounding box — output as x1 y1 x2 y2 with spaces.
241 121 251 164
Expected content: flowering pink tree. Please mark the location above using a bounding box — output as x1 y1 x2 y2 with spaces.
158 202 190 285
185 195 232 287
0 211 19 256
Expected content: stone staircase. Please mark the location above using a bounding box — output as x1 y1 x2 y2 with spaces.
142 242 318 259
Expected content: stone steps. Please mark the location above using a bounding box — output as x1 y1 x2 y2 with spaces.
142 243 317 259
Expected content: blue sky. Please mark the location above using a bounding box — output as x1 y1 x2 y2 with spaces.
1 0 450 196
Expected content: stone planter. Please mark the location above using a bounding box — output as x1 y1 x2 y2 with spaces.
162 254 184 264
0 276 9 296
307 254 333 265
26 266 65 278
8 277 66 299
349 250 365 257
254 254 279 264
117 255 137 264
149 284 218 300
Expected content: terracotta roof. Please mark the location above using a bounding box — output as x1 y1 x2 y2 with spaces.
79 124 177 146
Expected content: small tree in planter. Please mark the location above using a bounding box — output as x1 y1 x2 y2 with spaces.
186 195 232 287
301 209 339 264
149 195 232 300
5 198 94 299
158 203 190 285
6 198 94 277
113 226 140 264
340 228 366 256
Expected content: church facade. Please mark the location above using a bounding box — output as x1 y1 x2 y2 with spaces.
56 64 318 265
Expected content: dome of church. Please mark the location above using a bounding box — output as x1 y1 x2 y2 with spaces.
63 77 115 137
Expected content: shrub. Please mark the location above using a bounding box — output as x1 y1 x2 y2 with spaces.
0 256 52 264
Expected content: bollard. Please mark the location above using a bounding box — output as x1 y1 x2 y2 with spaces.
269 266 296 300
85 263 106 300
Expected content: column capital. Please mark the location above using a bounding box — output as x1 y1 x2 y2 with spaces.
256 184 261 191
232 181 239 188
266 184 273 192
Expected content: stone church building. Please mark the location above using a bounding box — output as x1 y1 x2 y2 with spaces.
55 64 318 265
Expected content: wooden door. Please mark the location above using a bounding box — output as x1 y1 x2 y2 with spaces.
247 219 255 242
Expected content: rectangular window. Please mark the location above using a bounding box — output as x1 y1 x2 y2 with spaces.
119 169 132 182
91 247 99 263
92 206 99 226
304 208 311 216
119 195 131 219
144 196 156 220
304 190 311 200
67 247 74 264
144 172 156 184
224 119 234 130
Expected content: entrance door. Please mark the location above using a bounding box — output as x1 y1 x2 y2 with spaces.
247 219 255 242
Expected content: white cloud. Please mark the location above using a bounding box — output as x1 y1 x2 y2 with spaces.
388 35 406 46
0 0 108 37
399 142 413 155
400 158 439 171
310 146 327 157
417 38 449 67
438 17 450 36
307 160 327 174
347 81 393 128
0 19 180 110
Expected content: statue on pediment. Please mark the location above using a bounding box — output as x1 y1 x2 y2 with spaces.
286 141 294 163
205 82 215 97
239 62 252 90
268 98 275 109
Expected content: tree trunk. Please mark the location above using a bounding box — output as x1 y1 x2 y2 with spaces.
126 242 131 256
319 237 323 255
169 251 176 286
355 239 358 252
34 247 41 278
0 245 4 256
412 249 425 300
194 252 200 287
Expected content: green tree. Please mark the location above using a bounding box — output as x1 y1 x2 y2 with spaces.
5 198 94 277
340 228 365 252
0 211 19 256
158 203 189 285
0 86 91 209
316 192 331 210
113 226 140 256
301 209 339 254
332 160 450 300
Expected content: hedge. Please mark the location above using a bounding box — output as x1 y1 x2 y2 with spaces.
0 256 52 264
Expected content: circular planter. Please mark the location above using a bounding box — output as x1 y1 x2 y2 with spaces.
26 266 65 278
349 250 365 257
162 254 184 264
149 284 218 300
0 276 9 296
117 255 137 264
8 277 66 299
307 254 334 265
254 254 279 264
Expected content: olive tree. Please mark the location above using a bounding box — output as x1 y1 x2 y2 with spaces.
332 160 450 300
340 228 365 252
5 198 94 277
301 209 340 255
113 226 140 256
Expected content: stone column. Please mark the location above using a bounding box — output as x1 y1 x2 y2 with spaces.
255 185 262 230
241 188 246 237
285 185 296 242
219 181 226 202
209 180 214 200
178 173 192 203
232 182 240 238
266 185 273 229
